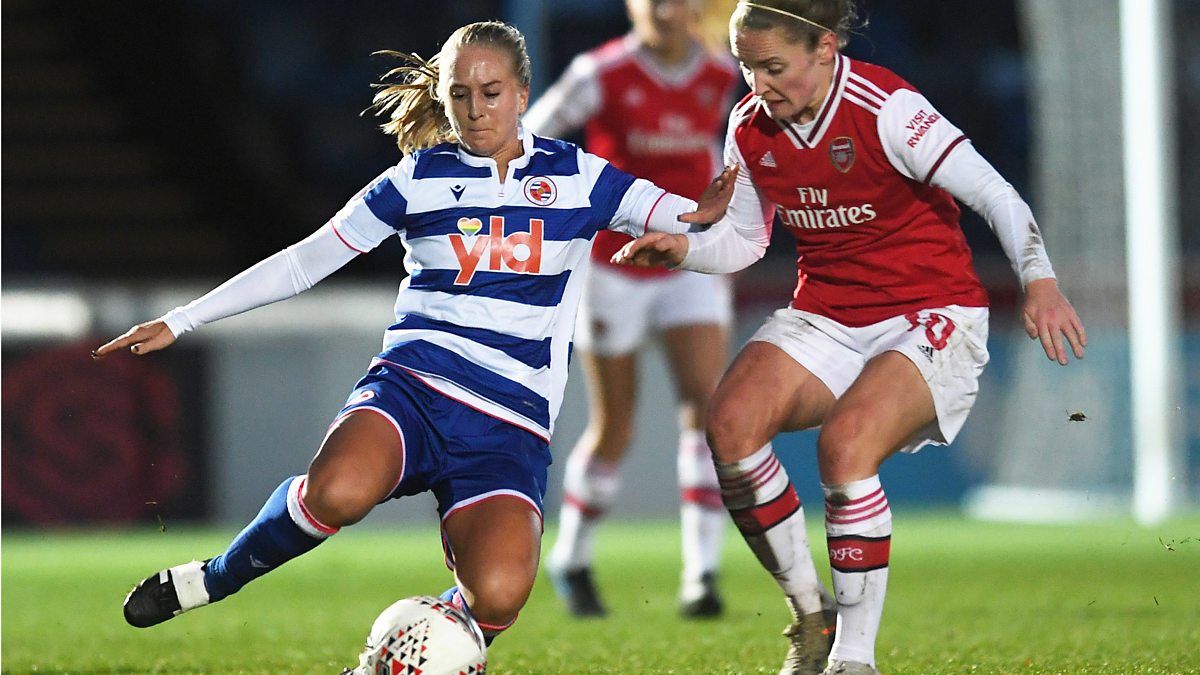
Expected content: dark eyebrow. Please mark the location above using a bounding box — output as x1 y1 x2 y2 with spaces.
449 80 504 89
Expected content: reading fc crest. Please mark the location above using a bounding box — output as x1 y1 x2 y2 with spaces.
524 176 557 206
830 136 855 173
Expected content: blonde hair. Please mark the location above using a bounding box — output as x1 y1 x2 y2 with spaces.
369 21 533 155
731 0 859 50
697 0 742 54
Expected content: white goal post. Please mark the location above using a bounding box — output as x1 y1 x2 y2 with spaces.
965 0 1185 524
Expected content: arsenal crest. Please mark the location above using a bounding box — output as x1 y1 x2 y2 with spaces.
830 136 855 173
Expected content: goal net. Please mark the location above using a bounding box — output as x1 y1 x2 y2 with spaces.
964 0 1184 521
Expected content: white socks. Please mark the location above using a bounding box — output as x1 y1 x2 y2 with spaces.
715 443 826 617
548 453 620 571
677 429 725 585
824 475 892 668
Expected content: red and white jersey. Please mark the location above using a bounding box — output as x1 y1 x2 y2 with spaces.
525 34 739 277
728 55 991 326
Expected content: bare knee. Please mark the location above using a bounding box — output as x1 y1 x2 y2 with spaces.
459 565 533 627
301 470 377 528
816 414 879 483
582 418 634 462
705 399 759 463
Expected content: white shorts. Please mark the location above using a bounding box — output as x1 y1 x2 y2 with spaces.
574 264 733 356
750 305 990 452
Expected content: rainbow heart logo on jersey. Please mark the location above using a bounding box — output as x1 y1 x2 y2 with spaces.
830 136 855 173
523 176 557 206
457 217 483 236
449 216 543 285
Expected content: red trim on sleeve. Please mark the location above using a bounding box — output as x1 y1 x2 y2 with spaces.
923 135 968 185
330 222 368 253
642 192 668 236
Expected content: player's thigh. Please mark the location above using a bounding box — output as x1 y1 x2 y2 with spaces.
818 351 936 481
304 408 406 524
443 496 542 612
655 271 733 421
661 322 728 421
578 349 637 450
708 340 836 461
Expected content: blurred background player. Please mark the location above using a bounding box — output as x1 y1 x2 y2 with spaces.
95 20 736 649
614 0 1086 672
523 0 741 619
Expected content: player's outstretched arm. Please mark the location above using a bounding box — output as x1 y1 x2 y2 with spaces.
1022 277 1087 365
92 320 177 359
92 223 361 361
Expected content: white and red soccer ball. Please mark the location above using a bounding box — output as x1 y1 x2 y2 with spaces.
350 596 487 675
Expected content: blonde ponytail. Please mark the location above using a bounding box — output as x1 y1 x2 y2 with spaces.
368 50 456 155
368 21 532 156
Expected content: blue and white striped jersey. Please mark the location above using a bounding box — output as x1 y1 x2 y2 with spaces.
329 130 691 440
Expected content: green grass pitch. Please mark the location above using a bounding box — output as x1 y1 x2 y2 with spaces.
4 512 1198 674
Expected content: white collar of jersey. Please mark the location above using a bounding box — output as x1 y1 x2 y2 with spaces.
453 123 537 169
773 53 848 148
625 33 706 88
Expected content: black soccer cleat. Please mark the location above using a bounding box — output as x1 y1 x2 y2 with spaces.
123 560 211 628
550 566 607 618
679 571 724 618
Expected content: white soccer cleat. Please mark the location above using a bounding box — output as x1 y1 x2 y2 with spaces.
822 659 881 675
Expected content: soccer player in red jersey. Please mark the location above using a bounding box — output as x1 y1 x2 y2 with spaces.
524 0 742 619
614 1 1087 673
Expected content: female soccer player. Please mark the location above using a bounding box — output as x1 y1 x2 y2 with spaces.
614 1 1087 673
523 0 740 619
93 20 736 648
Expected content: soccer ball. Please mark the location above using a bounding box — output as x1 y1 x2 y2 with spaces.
347 596 487 675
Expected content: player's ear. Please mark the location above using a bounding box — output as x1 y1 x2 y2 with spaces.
816 31 837 65
519 85 530 114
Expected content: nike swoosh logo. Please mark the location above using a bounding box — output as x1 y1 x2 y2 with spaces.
249 556 271 569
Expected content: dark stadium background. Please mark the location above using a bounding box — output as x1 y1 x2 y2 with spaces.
4 0 1198 526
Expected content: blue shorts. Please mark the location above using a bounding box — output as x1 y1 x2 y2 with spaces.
336 362 551 523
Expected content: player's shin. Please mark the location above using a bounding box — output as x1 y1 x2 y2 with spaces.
678 429 725 584
823 476 891 668
204 475 338 601
547 452 620 572
716 443 825 618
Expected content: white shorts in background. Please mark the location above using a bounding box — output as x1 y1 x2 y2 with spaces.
574 264 733 356
750 305 990 453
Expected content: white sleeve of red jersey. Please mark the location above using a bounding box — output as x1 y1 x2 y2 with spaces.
930 145 1057 286
877 88 968 184
610 176 698 237
522 52 603 139
676 114 771 273
878 90 1056 286
161 222 359 337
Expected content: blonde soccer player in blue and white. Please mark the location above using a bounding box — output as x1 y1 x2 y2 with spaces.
94 20 740 652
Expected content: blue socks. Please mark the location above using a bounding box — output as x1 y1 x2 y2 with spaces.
203 475 337 601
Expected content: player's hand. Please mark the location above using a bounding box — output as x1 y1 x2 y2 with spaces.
92 319 177 360
679 165 738 226
1022 278 1086 365
611 232 689 268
